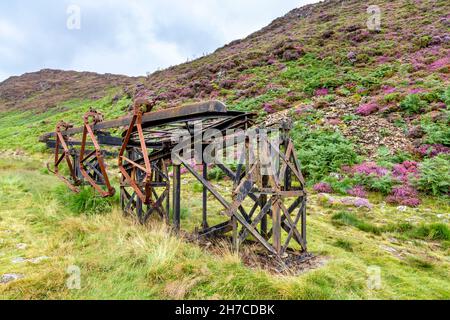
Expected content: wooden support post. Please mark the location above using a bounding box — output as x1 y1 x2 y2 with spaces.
301 197 307 251
232 216 239 253
260 175 268 239
272 198 282 254
173 164 181 231
165 186 170 225
202 162 209 229
283 124 291 191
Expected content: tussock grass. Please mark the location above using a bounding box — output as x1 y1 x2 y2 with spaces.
0 158 449 299
332 212 450 242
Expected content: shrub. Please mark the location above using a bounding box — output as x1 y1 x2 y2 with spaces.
346 185 367 198
353 173 395 195
350 162 388 177
400 94 427 114
292 126 360 182
417 144 450 158
323 176 357 194
207 166 226 181
413 155 450 196
392 161 419 182
386 185 421 207
313 182 333 193
55 186 114 215
421 114 450 145
355 102 379 116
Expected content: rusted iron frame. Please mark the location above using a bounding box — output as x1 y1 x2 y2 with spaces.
188 128 307 255
120 153 170 224
47 121 81 193
39 101 233 141
79 109 115 197
174 153 280 256
122 114 252 169
43 99 306 256
118 100 154 205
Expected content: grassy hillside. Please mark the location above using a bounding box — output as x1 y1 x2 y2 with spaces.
0 157 449 299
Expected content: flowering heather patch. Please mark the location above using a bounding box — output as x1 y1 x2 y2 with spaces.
318 194 373 210
408 88 425 94
376 56 393 64
313 182 333 193
351 162 388 177
382 86 397 94
417 144 450 158
353 198 373 209
429 57 449 71
315 88 329 96
347 185 367 198
392 161 419 182
262 103 275 114
267 58 277 65
386 185 421 207
341 197 373 210
347 51 357 63
355 102 379 116
294 105 314 115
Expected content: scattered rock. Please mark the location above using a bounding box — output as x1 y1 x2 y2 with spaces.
11 257 26 264
11 256 49 264
380 245 397 253
16 243 27 250
397 206 407 212
1 273 24 284
28 256 49 264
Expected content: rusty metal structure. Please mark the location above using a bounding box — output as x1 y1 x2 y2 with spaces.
41 100 307 258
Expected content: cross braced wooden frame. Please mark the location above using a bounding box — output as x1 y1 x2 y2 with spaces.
79 109 115 197
46 121 81 193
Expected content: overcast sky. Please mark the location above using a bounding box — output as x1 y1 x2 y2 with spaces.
0 0 319 81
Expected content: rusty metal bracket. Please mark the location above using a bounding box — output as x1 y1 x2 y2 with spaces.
46 121 81 193
79 109 115 197
118 98 155 205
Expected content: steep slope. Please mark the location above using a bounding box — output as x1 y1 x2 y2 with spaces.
0 69 137 112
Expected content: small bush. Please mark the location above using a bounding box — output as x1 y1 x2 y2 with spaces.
292 126 360 182
400 94 427 114
55 186 114 215
413 155 450 196
421 114 450 145
353 173 395 195
207 166 226 181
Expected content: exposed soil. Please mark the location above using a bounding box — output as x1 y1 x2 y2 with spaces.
183 232 327 275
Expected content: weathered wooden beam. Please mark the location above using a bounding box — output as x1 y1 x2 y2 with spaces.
172 165 181 231
40 100 230 140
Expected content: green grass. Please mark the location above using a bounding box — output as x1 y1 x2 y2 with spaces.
332 212 382 235
332 212 450 242
0 92 131 153
0 157 449 300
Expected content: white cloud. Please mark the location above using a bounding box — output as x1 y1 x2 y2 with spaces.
0 0 319 81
